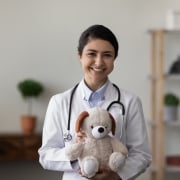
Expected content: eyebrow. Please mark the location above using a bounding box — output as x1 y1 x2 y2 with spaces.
86 49 113 54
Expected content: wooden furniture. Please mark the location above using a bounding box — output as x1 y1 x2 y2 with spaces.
148 29 180 180
0 134 42 161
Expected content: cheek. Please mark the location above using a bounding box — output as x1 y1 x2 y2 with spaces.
80 58 91 69
79 53 87 63
107 62 114 72
79 58 85 68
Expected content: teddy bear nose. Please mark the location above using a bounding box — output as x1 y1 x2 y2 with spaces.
98 127 104 133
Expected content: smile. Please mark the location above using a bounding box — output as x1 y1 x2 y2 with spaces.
91 67 104 72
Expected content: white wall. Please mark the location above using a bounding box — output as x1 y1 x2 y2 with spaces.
0 0 180 179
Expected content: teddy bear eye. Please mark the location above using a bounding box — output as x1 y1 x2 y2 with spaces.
91 125 94 129
105 126 107 129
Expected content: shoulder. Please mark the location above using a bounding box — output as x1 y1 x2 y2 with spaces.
120 88 140 102
52 88 71 100
121 88 143 108
48 87 75 107
53 88 72 99
119 89 144 119
109 82 139 101
106 81 141 104
111 83 142 110
49 83 82 105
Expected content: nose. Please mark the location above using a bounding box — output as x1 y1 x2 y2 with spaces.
98 127 104 133
95 55 103 66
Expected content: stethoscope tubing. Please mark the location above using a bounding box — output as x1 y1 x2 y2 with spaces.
67 83 79 131
64 83 125 142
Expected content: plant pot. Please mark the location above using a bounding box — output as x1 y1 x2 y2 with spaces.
21 115 36 135
164 106 178 121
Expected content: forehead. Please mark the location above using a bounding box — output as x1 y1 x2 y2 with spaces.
83 39 115 53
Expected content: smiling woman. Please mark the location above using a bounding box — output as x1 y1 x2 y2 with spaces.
79 39 115 91
38 25 151 180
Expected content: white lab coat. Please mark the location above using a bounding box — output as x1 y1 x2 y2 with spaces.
38 80 152 180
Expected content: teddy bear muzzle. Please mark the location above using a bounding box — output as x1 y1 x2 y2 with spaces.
91 126 108 139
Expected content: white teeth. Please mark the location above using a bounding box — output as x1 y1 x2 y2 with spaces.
93 68 103 72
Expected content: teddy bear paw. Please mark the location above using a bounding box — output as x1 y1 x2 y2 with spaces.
81 156 99 178
109 152 126 172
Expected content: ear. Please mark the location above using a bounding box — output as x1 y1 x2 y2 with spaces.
77 54 82 62
108 113 116 135
75 111 89 132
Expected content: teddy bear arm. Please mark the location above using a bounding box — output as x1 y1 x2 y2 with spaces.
65 142 84 160
111 138 128 156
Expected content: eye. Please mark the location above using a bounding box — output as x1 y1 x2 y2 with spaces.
104 53 112 57
103 52 114 58
105 126 107 129
91 125 94 129
87 52 96 57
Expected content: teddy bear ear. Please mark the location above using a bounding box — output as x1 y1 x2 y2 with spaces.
108 113 116 135
75 111 89 132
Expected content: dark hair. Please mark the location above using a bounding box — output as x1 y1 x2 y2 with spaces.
78 25 119 59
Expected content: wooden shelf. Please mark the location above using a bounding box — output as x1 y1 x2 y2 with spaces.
150 165 180 173
164 121 180 127
148 120 180 127
148 74 180 81
148 29 180 180
164 74 180 80
165 166 180 173
0 134 42 161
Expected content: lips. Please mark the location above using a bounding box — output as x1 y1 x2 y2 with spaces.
90 67 105 72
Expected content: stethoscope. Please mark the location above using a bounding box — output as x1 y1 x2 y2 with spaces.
63 83 125 142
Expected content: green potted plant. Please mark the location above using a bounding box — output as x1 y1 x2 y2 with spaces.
164 93 179 121
17 79 44 135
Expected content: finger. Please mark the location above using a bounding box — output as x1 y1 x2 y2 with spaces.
76 132 86 142
76 133 83 138
77 131 86 137
78 169 82 175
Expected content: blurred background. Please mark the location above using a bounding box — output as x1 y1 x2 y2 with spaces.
0 0 180 179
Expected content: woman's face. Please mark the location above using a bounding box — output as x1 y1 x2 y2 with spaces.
79 38 115 90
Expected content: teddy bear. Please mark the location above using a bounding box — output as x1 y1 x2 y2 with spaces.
65 107 128 178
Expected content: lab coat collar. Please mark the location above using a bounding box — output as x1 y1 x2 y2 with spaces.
81 79 109 101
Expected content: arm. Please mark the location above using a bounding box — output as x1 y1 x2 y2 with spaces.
38 96 75 172
118 96 152 180
111 138 128 156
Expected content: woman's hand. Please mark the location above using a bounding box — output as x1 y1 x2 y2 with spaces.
75 131 86 143
89 166 121 180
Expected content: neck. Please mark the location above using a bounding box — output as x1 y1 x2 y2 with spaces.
84 78 108 91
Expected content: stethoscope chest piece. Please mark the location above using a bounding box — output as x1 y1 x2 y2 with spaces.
63 131 72 142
